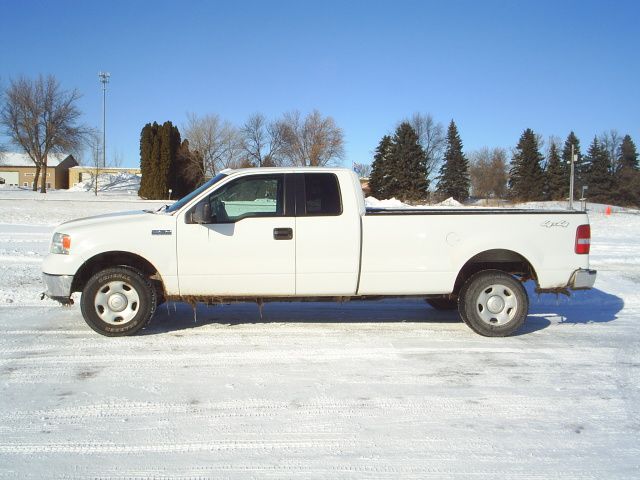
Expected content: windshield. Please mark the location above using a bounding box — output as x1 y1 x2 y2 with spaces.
165 173 227 213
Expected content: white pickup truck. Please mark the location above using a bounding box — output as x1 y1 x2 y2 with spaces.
42 167 596 337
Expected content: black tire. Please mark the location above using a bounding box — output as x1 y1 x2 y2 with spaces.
80 267 157 337
427 298 458 311
458 269 528 337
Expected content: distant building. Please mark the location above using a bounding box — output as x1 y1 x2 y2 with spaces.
68 166 141 187
0 153 78 189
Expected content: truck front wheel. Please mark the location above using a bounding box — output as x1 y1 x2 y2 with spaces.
458 270 528 337
80 267 157 336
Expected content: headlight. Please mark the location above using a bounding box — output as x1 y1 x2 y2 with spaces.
51 233 71 255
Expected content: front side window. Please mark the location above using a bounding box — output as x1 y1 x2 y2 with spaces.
208 175 283 223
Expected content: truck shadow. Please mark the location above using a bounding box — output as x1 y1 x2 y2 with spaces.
143 286 624 336
145 299 460 335
518 285 624 335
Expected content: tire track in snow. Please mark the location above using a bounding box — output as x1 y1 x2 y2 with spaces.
0 439 348 454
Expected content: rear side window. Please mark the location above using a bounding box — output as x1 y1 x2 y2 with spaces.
304 173 342 216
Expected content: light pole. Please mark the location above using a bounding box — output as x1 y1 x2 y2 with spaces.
568 143 577 210
98 72 110 172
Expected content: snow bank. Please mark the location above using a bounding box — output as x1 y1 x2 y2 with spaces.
366 196 471 209
69 172 141 193
365 196 411 208
435 197 462 207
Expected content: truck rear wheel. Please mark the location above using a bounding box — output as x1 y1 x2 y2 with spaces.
458 270 528 337
80 267 157 336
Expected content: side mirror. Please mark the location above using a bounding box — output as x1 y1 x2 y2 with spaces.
191 202 212 224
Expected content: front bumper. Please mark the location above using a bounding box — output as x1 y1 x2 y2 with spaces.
569 268 597 290
42 273 74 300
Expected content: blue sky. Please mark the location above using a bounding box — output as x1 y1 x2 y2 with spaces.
1 0 638 168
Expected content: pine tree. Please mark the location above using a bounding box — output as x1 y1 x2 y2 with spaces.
436 120 470 201
508 128 545 201
368 135 393 199
388 122 428 201
618 135 639 170
544 141 565 200
149 124 162 198
161 122 182 198
138 121 185 199
138 122 160 199
613 134 639 206
562 131 583 191
584 137 613 203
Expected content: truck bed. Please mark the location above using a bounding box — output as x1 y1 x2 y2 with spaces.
365 207 586 216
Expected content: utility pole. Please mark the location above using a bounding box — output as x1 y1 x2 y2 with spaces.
98 72 110 195
569 143 575 210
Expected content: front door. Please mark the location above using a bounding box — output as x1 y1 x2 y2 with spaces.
177 173 295 296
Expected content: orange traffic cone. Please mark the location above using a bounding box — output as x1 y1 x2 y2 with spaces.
605 206 612 216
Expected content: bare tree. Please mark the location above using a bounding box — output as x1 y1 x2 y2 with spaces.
279 110 344 166
240 113 285 167
217 123 244 170
599 129 622 172
182 113 243 179
469 147 508 200
78 128 125 195
81 127 103 195
111 149 124 168
407 113 445 175
0 75 86 193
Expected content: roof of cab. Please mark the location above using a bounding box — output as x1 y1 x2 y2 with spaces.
222 166 354 175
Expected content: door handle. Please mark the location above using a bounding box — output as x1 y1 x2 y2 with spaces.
273 228 293 240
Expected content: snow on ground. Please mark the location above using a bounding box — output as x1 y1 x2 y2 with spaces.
0 191 639 478
0 188 163 226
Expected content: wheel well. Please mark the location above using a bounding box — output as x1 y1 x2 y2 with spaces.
71 251 161 294
452 249 537 295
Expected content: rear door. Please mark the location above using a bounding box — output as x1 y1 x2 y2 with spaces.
294 172 360 295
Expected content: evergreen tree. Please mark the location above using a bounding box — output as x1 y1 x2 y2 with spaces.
388 122 429 201
584 137 613 203
544 141 565 200
436 120 470 201
161 121 181 198
618 135 639 170
368 135 393 199
562 131 584 191
138 122 159 199
613 134 639 206
508 128 545 201
138 121 184 199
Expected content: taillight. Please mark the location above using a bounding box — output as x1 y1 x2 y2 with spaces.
575 224 590 254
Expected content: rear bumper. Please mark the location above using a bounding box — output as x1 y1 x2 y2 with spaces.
42 273 74 300
569 268 597 290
